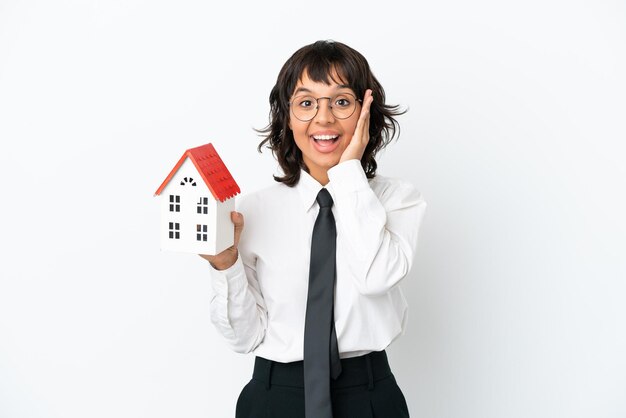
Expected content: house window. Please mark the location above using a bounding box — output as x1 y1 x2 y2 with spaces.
197 197 209 214
168 222 180 239
180 177 197 186
196 224 208 241
169 195 180 212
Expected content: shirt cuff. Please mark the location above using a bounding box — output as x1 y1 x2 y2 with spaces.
327 159 369 194
209 254 247 298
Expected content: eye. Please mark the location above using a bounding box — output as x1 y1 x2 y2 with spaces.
334 95 352 108
296 96 315 108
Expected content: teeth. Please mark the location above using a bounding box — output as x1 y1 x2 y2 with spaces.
313 135 339 141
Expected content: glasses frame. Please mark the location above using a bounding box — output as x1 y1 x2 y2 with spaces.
288 92 363 122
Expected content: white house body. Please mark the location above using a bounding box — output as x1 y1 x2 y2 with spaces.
159 158 235 255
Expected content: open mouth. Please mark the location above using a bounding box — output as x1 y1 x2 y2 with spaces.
312 134 339 143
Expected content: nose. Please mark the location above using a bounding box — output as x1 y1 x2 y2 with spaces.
314 97 335 123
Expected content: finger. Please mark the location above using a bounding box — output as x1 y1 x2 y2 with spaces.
355 104 370 134
361 89 374 113
358 91 373 124
199 253 214 262
358 90 373 118
231 211 244 227
231 211 244 246
356 91 372 142
363 89 374 112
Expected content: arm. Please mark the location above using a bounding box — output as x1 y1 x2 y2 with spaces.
207 253 267 353
201 212 267 353
329 160 427 296
333 89 427 295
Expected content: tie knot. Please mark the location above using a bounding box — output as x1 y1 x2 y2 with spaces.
316 188 333 208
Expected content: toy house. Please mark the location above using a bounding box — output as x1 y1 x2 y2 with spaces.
154 143 240 255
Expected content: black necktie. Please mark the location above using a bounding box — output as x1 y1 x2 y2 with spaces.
304 188 342 418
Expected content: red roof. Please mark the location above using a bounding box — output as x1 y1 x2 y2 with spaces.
154 143 241 202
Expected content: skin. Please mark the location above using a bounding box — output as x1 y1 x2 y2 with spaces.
200 72 374 270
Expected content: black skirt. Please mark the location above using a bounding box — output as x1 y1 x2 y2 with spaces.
235 350 410 418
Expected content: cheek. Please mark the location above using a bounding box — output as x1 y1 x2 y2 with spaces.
343 119 359 139
292 119 311 138
292 124 307 140
291 124 310 150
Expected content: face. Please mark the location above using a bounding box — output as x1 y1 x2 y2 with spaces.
288 70 361 185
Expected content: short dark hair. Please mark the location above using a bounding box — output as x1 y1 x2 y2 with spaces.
256 40 406 186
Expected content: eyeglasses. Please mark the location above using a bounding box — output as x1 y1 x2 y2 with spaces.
289 92 362 122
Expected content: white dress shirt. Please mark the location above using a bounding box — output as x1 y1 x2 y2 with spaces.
208 159 427 363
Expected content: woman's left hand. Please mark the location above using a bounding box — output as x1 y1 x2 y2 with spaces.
340 89 374 163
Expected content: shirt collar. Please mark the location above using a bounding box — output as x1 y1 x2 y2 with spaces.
296 169 325 213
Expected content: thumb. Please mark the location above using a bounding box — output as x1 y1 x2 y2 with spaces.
231 211 244 228
231 211 244 246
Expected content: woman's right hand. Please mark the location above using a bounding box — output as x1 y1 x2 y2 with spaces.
199 211 244 270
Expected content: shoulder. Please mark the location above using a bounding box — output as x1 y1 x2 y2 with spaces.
368 173 416 192
235 182 299 252
236 181 295 214
368 174 426 208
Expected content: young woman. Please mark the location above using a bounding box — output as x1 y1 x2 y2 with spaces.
201 40 427 418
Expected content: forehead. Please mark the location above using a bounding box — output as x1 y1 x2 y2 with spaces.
293 68 353 95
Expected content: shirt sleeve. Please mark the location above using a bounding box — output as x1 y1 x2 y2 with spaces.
208 251 267 353
328 159 427 296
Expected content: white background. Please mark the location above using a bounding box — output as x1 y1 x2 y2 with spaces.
1 1 625 417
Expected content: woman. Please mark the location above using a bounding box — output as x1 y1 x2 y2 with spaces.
201 40 427 418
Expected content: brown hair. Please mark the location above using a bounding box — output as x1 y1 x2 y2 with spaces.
257 40 406 186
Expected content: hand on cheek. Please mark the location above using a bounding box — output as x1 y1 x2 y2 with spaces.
339 89 374 164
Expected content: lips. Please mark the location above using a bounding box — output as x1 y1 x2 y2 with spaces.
310 133 341 153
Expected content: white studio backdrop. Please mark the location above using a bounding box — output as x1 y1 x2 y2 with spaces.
1 0 625 417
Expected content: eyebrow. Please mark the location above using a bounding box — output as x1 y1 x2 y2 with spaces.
293 84 352 96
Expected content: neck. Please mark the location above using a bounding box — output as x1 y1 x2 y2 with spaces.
308 168 329 186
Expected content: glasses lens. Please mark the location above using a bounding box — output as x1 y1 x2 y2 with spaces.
331 93 356 119
291 95 317 121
